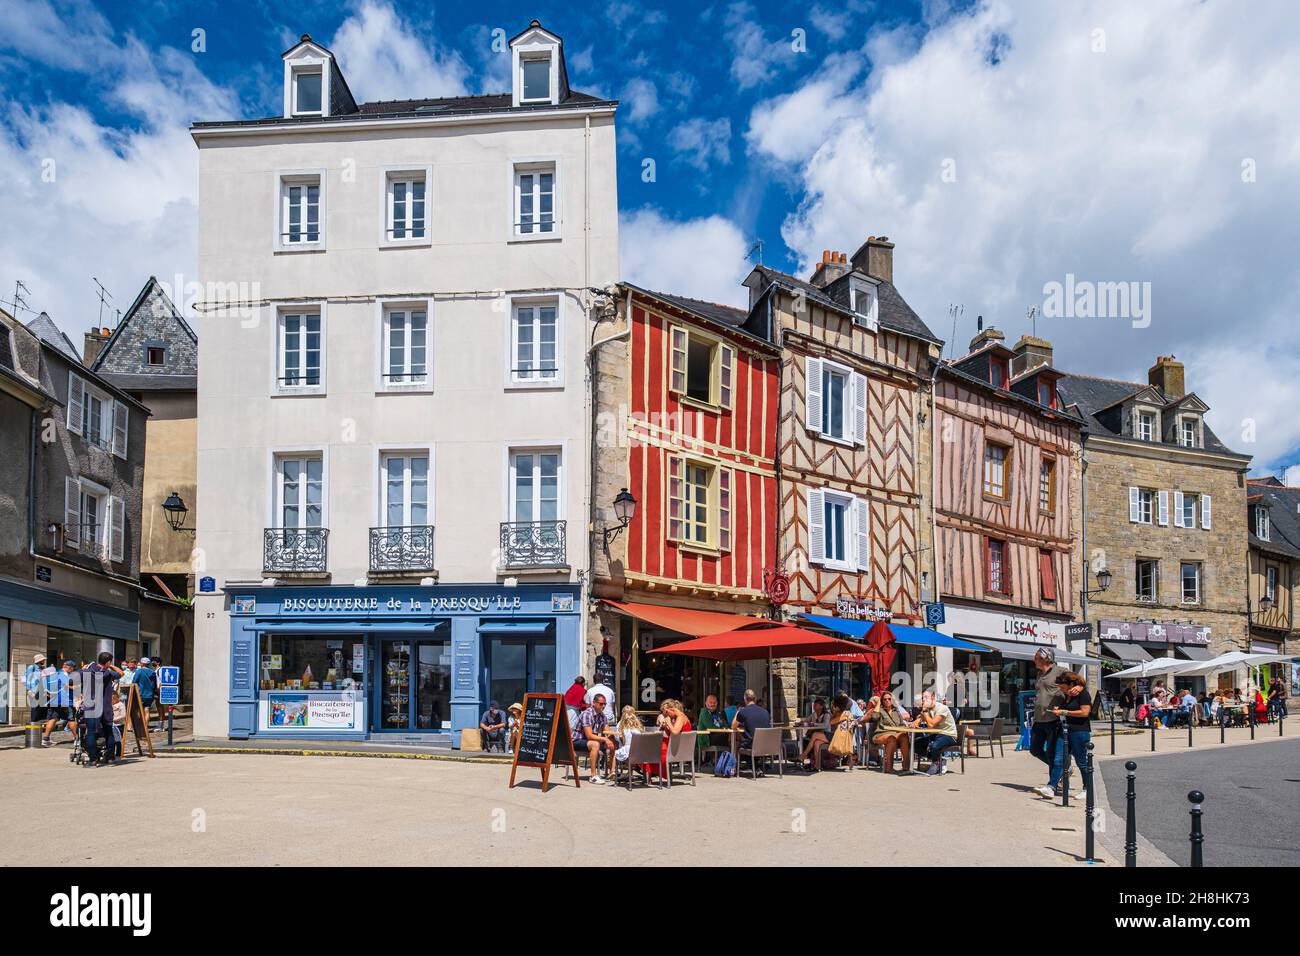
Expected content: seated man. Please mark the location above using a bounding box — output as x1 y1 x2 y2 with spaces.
695 693 728 766
732 688 772 772
479 701 508 752
911 690 959 775
573 693 617 784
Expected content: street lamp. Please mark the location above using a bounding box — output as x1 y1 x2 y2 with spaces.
162 492 193 534
1083 566 1112 598
599 488 637 554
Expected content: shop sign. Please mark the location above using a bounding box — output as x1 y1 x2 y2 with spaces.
551 592 574 612
1099 619 1210 646
1003 617 1056 643
267 692 356 729
1065 623 1092 642
924 603 946 627
835 596 892 621
278 594 528 614
35 565 52 583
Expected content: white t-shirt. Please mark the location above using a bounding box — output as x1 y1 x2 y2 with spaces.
585 683 616 721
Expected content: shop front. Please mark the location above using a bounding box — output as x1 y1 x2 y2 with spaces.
1098 619 1214 697
225 583 580 745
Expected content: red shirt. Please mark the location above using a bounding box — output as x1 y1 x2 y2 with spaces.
564 683 588 708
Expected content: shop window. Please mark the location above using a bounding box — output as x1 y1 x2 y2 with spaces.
486 637 556 712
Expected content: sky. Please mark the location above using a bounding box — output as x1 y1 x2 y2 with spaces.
3 0 1300 479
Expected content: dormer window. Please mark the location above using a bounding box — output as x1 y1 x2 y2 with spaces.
292 67 323 115
990 357 1009 389
1137 410 1156 441
1178 417 1199 448
1256 506 1270 540
849 278 878 330
521 54 552 103
1037 379 1056 408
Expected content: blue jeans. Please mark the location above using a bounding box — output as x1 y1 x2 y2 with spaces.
927 734 957 762
1062 727 1091 780
1047 734 1066 789
84 717 117 764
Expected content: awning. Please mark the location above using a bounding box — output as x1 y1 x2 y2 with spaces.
798 614 988 651
1102 642 1153 664
602 600 769 637
976 638 1100 667
660 624 871 662
477 621 552 635
1174 645 1213 661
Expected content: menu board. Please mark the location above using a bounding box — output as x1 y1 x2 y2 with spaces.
508 693 579 792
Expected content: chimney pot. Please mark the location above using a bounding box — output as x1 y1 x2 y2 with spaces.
822 249 831 264
1148 355 1185 400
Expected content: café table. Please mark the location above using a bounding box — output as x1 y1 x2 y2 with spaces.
876 726 942 775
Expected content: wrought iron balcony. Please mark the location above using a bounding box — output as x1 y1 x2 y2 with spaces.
263 527 329 574
369 525 435 574
499 520 567 568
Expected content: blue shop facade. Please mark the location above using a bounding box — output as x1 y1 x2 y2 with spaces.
225 583 581 746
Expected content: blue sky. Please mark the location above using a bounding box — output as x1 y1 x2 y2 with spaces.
4 0 1300 478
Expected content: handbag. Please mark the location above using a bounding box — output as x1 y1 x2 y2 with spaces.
112 700 126 724
828 719 854 758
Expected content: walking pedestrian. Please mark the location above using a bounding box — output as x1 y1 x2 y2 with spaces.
42 660 79 746
25 653 50 726
1029 648 1068 799
135 658 159 730
1051 671 1093 801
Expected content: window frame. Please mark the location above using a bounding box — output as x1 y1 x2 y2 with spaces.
1038 549 1057 603
275 170 326 253
1038 455 1057 513
1177 415 1199 448
376 447 434 530
269 448 328 531
506 444 565 526
519 52 554 104
1265 563 1278 603
1255 506 1270 541
509 158 561 242
379 165 433 248
667 454 722 552
849 277 879 330
990 357 1009 389
271 303 327 397
985 537 1010 596
376 299 432 393
669 323 736 411
1180 561 1202 605
1136 558 1159 602
506 294 564 390
289 65 325 117
983 441 1011 501
1136 409 1157 442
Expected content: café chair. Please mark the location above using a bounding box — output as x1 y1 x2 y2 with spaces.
968 717 1006 758
664 730 699 788
741 726 785 779
618 732 665 791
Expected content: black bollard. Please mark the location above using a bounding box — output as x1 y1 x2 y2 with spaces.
167 706 174 747
1250 706 1255 740
1280 709 1285 737
1060 724 1071 807
1085 742 1096 863
1188 789 1205 867
1125 760 1138 868
1110 706 1116 755
1220 711 1225 744
1150 709 1156 752
1188 711 1193 748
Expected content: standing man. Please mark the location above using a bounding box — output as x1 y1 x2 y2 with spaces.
563 675 588 732
25 653 50 727
134 658 159 733
585 675 616 722
41 659 79 746
77 652 120 767
1029 648 1068 799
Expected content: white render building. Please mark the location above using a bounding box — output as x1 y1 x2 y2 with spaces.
191 21 619 744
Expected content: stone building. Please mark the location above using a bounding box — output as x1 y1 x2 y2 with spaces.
87 277 196 703
1245 476 1299 705
1058 356 1251 697
0 306 148 724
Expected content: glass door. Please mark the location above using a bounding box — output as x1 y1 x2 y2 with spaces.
485 638 557 709
374 636 450 732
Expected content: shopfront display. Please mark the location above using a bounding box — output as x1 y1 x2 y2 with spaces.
225 584 580 744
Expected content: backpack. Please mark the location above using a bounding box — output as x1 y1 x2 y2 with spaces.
713 750 737 777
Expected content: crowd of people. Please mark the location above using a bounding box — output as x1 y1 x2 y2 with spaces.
23 651 172 766
1117 677 1289 729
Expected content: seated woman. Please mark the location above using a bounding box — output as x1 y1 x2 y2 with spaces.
866 692 911 774
797 697 830 770
655 698 691 780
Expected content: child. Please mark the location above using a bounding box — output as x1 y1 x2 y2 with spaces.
614 706 644 765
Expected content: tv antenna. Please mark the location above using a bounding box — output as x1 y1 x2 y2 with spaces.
92 277 113 329
8 279 30 315
746 239 764 266
1026 305 1038 338
947 303 963 359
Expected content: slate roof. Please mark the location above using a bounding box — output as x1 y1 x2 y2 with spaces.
621 283 774 347
939 361 1085 428
99 373 197 392
25 312 81 364
748 265 941 345
1247 479 1300 558
192 90 614 130
1055 372 1246 459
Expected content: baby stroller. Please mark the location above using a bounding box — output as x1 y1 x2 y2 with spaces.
69 706 90 766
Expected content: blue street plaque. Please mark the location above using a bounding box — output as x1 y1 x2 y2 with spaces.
159 666 180 686
199 576 216 593
925 602 946 627
160 685 179 706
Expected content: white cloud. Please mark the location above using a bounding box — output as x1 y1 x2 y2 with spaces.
1282 465 1300 487
749 0 1300 474
328 0 470 102
809 4 850 41
620 77 660 124
619 208 751 307
725 1 800 90
746 53 863 164
668 117 732 171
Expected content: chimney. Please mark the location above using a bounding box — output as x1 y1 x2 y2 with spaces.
967 316 1005 353
1148 355 1185 400
849 235 894 284
83 327 111 366
809 249 851 289
1010 334 1053 377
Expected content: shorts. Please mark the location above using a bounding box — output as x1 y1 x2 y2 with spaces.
29 705 48 722
47 706 73 722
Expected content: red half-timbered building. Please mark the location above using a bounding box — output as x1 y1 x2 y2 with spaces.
590 285 781 717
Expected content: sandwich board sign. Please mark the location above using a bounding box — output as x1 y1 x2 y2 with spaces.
508 692 579 792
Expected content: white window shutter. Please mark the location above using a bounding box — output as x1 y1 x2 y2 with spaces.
1201 494 1212 530
1173 491 1184 528
719 344 735 409
669 326 687 394
64 478 81 549
805 357 823 434
718 467 732 551
807 489 825 565
112 401 128 459
67 373 84 435
854 496 871 571
851 372 868 446
110 496 125 562
1128 486 1139 523
1157 490 1169 526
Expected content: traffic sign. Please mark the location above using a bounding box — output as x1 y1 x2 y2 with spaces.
160 685 179 705
159 666 180 686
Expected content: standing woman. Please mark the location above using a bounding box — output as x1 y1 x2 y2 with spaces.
1119 684 1134 724
656 698 691 780
1051 672 1092 800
